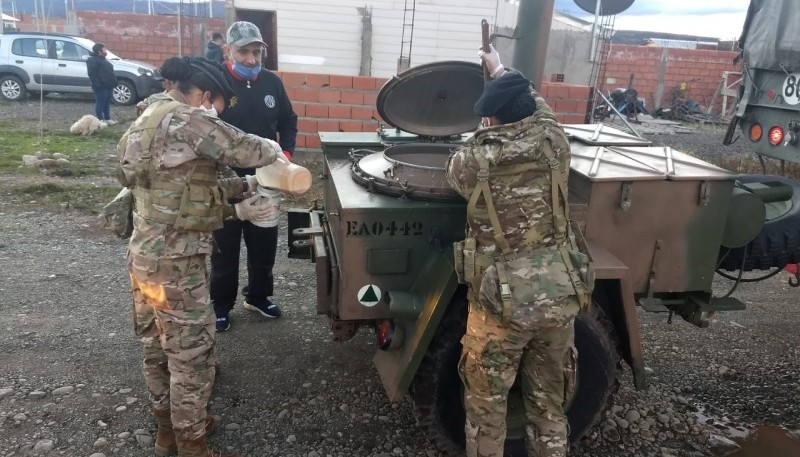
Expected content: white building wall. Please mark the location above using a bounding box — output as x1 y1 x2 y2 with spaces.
232 0 520 77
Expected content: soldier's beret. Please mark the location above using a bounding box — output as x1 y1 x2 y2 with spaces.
473 71 533 118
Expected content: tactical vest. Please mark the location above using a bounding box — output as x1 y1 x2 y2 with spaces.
117 99 225 232
448 109 593 324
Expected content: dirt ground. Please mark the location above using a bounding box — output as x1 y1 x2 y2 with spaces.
0 95 799 457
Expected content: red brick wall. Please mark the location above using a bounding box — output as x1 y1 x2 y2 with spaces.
15 12 225 65
15 14 67 33
540 82 592 124
278 71 591 150
277 72 390 149
76 12 226 64
601 45 741 112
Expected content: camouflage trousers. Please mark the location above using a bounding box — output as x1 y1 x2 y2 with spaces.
127 252 216 441
459 299 579 457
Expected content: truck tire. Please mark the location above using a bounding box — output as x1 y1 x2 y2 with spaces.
718 174 800 271
411 288 621 456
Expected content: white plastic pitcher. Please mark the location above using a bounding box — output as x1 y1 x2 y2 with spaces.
255 160 312 194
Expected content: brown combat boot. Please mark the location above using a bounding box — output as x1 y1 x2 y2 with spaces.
176 436 241 457
153 408 219 456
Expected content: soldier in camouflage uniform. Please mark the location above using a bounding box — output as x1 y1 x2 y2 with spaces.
118 56 288 457
446 57 592 456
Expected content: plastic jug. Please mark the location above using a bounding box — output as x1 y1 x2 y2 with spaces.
255 160 312 194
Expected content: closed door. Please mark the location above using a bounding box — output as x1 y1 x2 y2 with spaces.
51 39 92 90
10 37 54 90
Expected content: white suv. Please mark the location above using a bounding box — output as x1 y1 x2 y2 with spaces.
0 32 164 105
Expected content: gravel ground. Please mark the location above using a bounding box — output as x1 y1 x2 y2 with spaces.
1 95 799 457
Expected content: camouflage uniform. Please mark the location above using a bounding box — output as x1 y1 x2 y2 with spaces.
120 89 280 441
446 96 591 457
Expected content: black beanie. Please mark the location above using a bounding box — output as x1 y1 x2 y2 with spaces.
473 71 534 121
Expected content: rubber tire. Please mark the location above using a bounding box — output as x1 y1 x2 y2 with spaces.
0 75 27 101
410 288 621 457
718 174 800 271
112 79 137 106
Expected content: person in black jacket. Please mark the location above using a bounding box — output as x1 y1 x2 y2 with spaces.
86 43 117 125
204 32 225 64
210 21 298 332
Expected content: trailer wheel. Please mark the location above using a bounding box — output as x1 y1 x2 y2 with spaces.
718 174 800 271
410 288 621 456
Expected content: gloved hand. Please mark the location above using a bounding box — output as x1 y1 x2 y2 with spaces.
234 193 277 221
478 44 505 78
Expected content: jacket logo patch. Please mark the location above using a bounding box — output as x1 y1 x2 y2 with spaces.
264 95 276 108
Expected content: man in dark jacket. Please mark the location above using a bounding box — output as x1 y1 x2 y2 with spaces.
210 21 298 332
86 43 117 124
204 32 225 64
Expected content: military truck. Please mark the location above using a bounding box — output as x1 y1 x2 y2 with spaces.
720 0 800 273
286 2 800 456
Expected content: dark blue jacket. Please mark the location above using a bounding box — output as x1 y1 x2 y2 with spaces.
204 42 224 65
86 53 116 90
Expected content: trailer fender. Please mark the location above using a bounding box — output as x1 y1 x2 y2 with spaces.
373 251 460 401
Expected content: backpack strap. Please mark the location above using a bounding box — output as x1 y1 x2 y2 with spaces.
466 155 513 256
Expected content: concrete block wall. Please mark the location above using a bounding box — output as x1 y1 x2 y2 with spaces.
277 71 591 150
601 45 741 113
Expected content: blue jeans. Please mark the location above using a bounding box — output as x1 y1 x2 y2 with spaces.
92 87 112 121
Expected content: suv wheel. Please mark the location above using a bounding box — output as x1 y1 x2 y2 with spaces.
112 80 137 106
0 75 27 101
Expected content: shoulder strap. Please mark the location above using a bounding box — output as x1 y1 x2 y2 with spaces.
466 155 513 256
539 143 569 237
118 100 182 159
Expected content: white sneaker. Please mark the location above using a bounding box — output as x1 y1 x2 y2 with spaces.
106 119 117 125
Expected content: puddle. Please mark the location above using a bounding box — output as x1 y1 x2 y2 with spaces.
727 426 800 457
693 407 750 439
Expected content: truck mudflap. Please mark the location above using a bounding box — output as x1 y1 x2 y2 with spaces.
373 251 460 402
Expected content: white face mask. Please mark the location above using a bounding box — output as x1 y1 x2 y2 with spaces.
197 103 218 118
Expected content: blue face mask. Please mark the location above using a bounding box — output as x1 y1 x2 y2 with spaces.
231 61 261 80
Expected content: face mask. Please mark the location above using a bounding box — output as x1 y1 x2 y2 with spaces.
230 59 261 80
197 103 218 118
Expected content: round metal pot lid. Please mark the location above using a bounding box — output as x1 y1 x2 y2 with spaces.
376 61 485 138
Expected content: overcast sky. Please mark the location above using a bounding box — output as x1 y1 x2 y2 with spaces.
556 0 751 40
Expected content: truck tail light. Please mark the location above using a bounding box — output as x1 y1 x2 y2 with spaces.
749 123 762 142
375 320 404 351
768 126 785 146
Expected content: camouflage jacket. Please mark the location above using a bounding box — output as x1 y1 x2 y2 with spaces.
446 99 571 255
122 90 280 259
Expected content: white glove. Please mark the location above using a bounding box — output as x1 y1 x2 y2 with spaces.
244 174 259 192
275 148 290 166
478 44 505 78
234 193 277 221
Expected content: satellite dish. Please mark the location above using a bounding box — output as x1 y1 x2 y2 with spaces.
574 0 635 16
